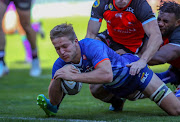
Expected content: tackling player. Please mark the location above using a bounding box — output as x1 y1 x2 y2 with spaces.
148 1 180 93
37 23 180 116
85 0 163 111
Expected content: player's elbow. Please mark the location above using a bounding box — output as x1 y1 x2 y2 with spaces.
103 72 113 83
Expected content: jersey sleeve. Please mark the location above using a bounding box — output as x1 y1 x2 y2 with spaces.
52 58 66 79
90 0 106 22
85 39 110 68
134 0 156 25
169 27 180 46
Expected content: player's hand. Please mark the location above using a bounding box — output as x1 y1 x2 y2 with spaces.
53 65 79 80
116 49 127 55
126 58 147 75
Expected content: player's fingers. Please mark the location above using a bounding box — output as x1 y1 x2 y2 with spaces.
129 67 136 76
126 63 132 67
71 68 79 73
137 68 141 74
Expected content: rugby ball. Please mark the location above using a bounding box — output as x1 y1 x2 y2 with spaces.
61 80 82 95
61 65 82 95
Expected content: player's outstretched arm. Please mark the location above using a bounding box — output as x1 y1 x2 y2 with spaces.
148 43 180 65
127 20 163 75
54 60 113 84
48 78 64 106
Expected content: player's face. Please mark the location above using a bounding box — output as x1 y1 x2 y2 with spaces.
115 0 131 8
51 36 79 63
158 12 177 37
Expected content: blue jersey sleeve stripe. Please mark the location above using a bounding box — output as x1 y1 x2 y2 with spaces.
142 17 156 25
90 17 100 22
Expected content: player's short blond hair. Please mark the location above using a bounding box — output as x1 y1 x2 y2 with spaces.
50 23 77 42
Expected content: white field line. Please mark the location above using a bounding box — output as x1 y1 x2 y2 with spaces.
0 116 106 122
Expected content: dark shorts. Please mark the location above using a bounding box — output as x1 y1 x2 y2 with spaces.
1 0 32 10
156 66 180 85
97 30 134 54
104 60 153 98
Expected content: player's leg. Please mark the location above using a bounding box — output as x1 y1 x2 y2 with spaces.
142 73 180 115
17 18 32 63
21 35 32 63
0 1 9 77
90 84 125 111
16 0 41 77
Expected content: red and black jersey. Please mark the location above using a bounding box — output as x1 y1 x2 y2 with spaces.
90 0 156 53
162 26 180 69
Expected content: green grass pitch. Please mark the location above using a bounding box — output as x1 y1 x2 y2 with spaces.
0 16 179 122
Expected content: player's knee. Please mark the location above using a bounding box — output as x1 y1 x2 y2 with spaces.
89 84 101 98
168 108 180 116
22 24 31 32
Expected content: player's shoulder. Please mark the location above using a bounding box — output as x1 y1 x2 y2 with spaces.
131 0 148 5
172 26 180 35
170 26 180 40
53 58 66 69
80 38 105 46
93 0 112 6
130 0 151 10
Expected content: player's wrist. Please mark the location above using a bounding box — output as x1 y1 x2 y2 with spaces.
140 58 148 63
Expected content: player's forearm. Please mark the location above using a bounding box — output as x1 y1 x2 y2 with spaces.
148 56 167 65
85 31 97 39
85 20 101 39
148 47 180 65
140 33 163 63
72 69 113 84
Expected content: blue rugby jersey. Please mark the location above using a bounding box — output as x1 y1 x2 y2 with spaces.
52 38 139 87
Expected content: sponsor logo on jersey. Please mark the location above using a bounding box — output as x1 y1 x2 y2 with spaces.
115 13 123 19
105 4 108 10
113 28 136 33
125 7 134 13
140 72 149 83
83 55 87 60
93 0 100 8
109 3 113 10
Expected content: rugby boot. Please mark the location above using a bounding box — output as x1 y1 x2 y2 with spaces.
37 94 57 117
30 58 41 77
109 98 126 111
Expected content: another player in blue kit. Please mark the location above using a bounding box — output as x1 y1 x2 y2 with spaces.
37 23 180 117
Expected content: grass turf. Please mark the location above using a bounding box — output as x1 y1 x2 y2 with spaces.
0 16 179 122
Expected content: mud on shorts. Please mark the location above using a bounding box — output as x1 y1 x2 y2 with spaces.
1 0 32 10
97 30 134 54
